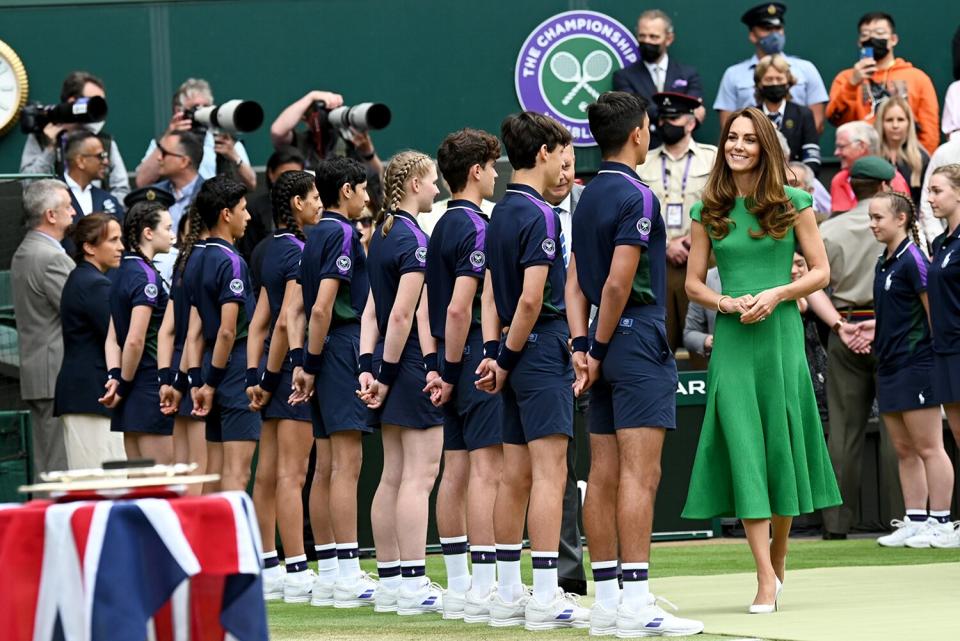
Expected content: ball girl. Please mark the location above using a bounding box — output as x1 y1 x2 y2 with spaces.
245 170 322 602
360 150 445 615
868 191 955 548
101 201 176 463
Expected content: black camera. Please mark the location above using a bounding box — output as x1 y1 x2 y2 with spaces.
185 99 264 136
20 96 108 134
310 101 391 132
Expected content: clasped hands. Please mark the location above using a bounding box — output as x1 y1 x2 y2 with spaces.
838 319 875 355
720 287 784 324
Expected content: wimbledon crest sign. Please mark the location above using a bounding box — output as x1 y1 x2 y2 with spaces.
515 10 639 147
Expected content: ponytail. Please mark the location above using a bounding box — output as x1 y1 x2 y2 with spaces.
378 150 432 238
173 204 204 277
271 170 314 242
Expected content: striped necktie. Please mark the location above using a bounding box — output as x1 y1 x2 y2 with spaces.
554 206 570 268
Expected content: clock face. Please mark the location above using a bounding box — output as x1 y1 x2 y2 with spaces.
0 40 28 136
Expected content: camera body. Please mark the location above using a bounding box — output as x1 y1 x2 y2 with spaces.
185 99 264 136
309 101 391 133
20 96 108 134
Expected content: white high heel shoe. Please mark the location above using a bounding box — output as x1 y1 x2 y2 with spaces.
748 578 782 614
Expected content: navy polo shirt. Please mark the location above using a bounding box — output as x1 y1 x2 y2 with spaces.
873 238 932 371
172 242 205 350
195 237 254 344
300 211 369 325
572 161 665 317
929 224 960 355
486 183 566 325
261 231 304 331
110 253 169 368
366 210 427 335
425 199 487 339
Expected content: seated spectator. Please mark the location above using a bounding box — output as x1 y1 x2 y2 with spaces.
682 267 720 359
787 161 831 221
831 121 910 213
918 138 960 245
714 3 828 132
242 146 306 265
140 130 204 231
826 11 939 154
875 96 930 206
136 78 256 189
61 130 123 221
612 9 704 147
20 71 130 200
55 214 127 469
755 54 820 173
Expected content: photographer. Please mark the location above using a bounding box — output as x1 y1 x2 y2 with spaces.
135 78 256 190
20 71 130 201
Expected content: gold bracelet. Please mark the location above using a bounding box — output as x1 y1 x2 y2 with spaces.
717 295 731 313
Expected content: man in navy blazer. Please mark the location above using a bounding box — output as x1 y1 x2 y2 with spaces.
612 9 704 148
61 129 124 224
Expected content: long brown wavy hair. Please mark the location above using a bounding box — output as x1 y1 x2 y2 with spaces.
700 107 796 240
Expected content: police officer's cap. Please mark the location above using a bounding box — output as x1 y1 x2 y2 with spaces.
741 3 787 28
849 156 896 181
654 92 702 118
124 186 176 209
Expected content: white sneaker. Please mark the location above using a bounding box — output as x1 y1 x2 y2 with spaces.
590 601 619 636
488 587 530 627
906 518 956 548
282 569 316 604
262 567 284 601
877 518 927 547
616 594 704 638
333 572 378 608
930 521 960 548
442 588 466 620
524 588 590 631
310 577 335 607
397 578 443 615
463 588 495 623
374 583 399 613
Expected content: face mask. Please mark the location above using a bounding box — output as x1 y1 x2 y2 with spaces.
860 37 889 61
758 31 786 55
659 122 687 145
759 84 790 103
84 121 105 135
638 42 663 63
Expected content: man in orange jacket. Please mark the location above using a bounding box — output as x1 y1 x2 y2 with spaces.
827 11 940 154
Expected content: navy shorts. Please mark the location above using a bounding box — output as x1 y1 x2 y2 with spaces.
439 330 502 451
369 334 444 430
110 365 174 436
501 320 574 445
589 312 677 434
878 358 938 413
310 324 371 438
261 354 311 423
171 347 198 419
933 351 960 405
202 344 261 442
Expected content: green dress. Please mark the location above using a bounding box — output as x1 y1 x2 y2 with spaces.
681 187 842 519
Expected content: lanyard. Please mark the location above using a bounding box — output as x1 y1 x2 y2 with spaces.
660 153 694 202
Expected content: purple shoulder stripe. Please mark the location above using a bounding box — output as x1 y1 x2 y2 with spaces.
286 235 305 251
906 243 929 288
211 244 242 281
133 257 158 300
518 192 558 259
614 173 655 242
396 216 428 266
463 210 487 273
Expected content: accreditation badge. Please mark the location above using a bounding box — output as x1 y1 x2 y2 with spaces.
666 203 684 229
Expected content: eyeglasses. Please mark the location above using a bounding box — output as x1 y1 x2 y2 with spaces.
156 140 187 159
357 217 374 228
81 151 110 162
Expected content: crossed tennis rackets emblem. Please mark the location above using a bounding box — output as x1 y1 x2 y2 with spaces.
549 50 613 111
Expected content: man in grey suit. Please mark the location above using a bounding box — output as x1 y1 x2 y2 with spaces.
11 179 77 476
682 267 721 358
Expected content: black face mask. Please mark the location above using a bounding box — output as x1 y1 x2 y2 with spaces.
638 42 663 63
860 37 889 61
658 122 687 145
759 84 790 103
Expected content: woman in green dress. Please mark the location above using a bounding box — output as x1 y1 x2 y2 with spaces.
681 108 841 613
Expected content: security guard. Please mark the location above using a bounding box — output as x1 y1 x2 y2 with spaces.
637 92 717 361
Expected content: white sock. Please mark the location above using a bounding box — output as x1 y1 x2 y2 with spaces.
315 544 338 583
930 509 951 524
621 563 650 610
591 560 620 609
285 553 308 574
400 560 426 593
495 543 523 602
440 535 471 593
377 560 402 590
262 550 281 577
470 545 497 595
905 509 927 523
531 551 559 604
336 542 362 578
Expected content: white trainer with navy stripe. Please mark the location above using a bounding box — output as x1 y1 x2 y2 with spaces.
615 594 704 638
397 578 443 615
333 572 378 608
524 588 590 631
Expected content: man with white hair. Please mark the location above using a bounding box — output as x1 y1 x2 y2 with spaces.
788 161 831 220
831 120 910 213
10 179 77 477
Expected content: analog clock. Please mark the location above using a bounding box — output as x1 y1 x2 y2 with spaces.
0 39 28 136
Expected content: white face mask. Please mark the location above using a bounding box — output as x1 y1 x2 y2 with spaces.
84 120 106 135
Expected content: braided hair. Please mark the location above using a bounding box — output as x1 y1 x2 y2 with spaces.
270 170 314 242
173 204 205 277
875 191 923 251
123 201 167 260
378 150 433 238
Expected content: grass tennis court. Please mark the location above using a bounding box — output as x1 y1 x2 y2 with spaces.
266 538 960 640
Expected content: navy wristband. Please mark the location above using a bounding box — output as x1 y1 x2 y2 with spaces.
378 360 400 386
288 348 304 368
206 365 227 389
245 368 259 388
589 340 610 361
571 336 589 353
496 345 523 371
116 377 134 399
173 370 190 395
107 367 121 383
442 359 463 385
483 340 500 359
157 367 172 386
188 367 203 388
358 353 374 375
303 350 323 375
260 369 281 394
423 352 439 372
